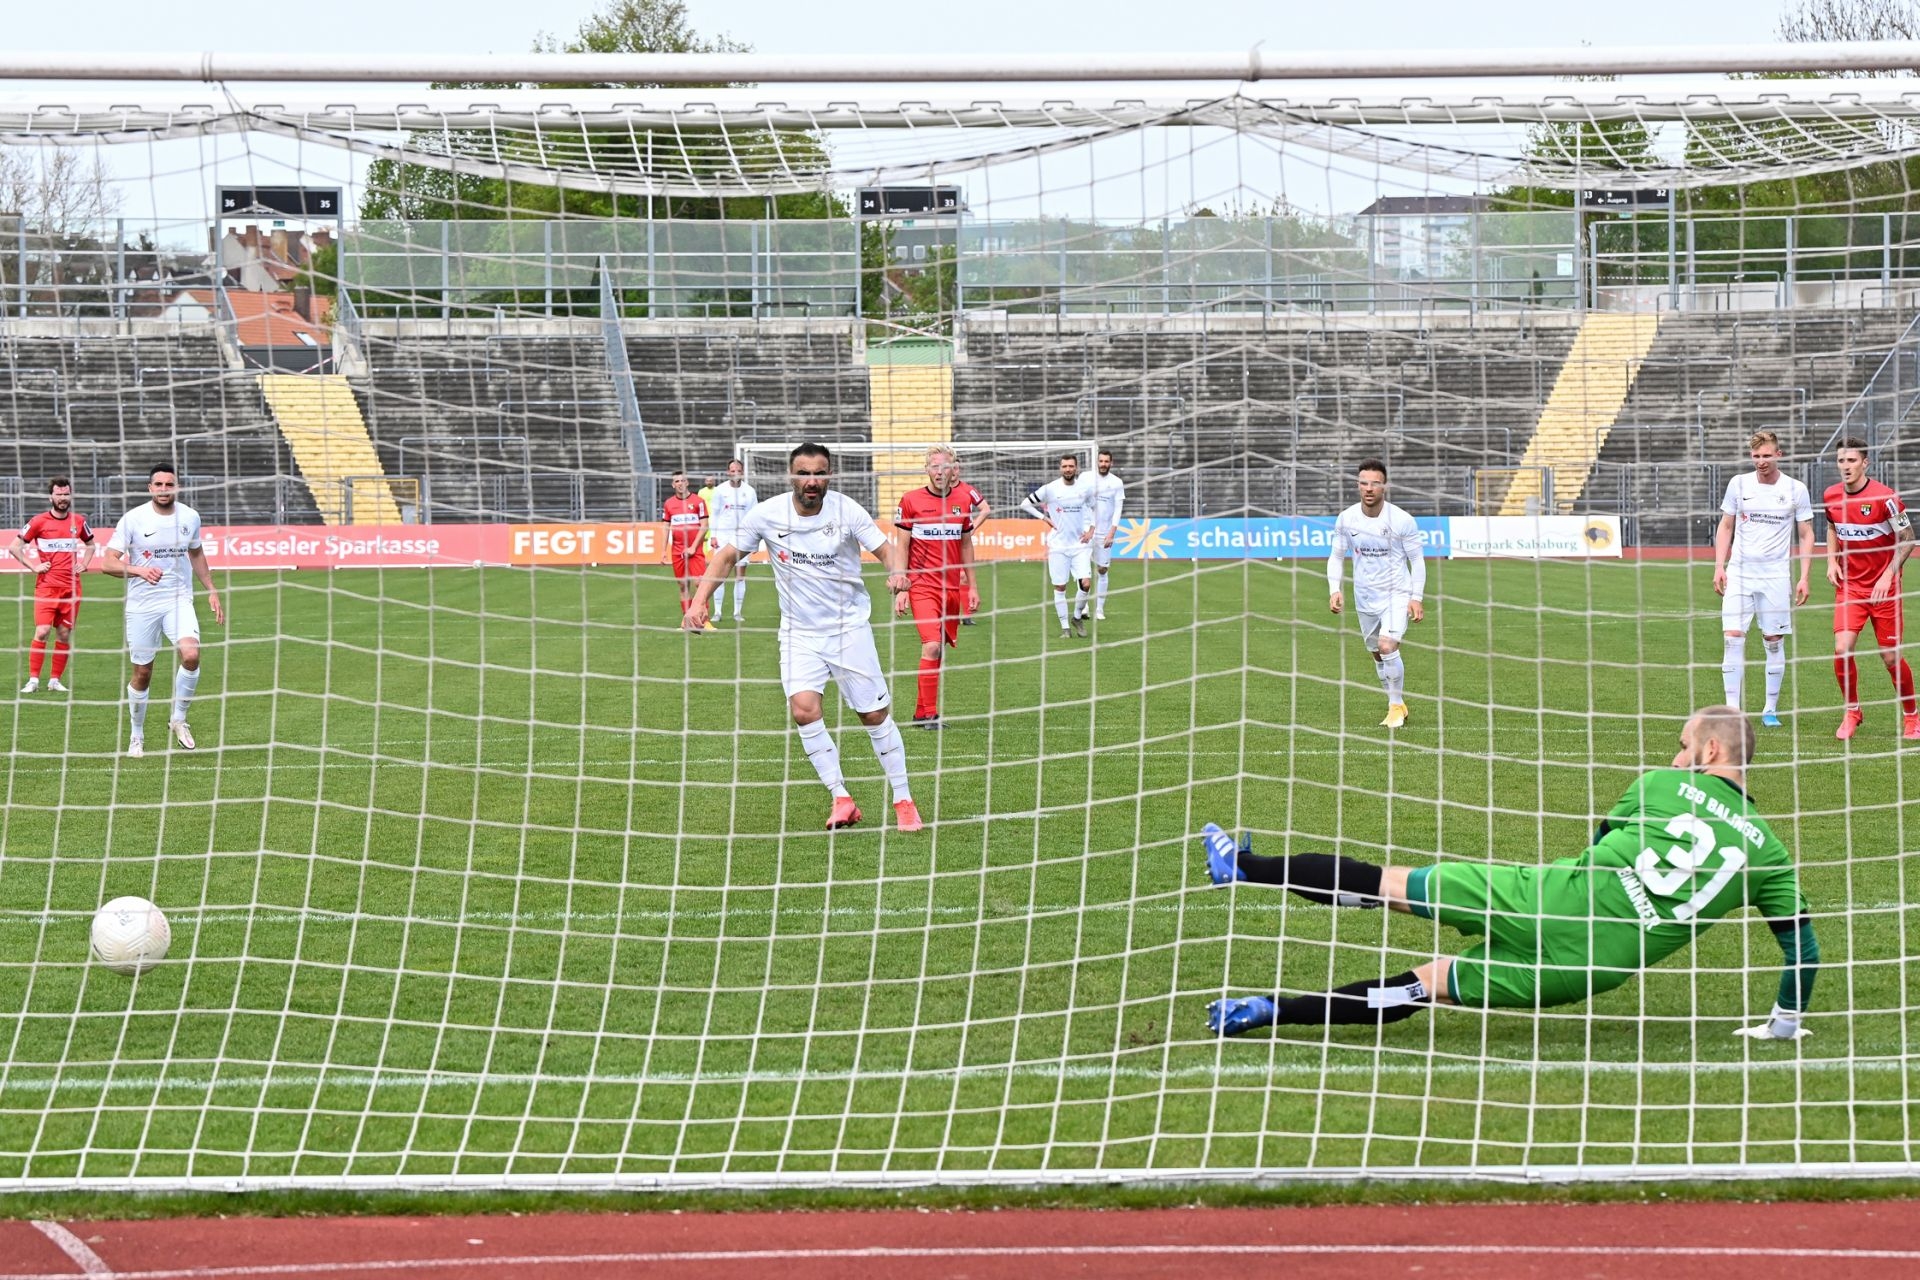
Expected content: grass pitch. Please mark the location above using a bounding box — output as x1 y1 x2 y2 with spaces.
0 557 1915 1182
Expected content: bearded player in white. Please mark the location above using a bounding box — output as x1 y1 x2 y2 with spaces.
1713 430 1815 727
707 458 759 623
686 443 922 832
1089 449 1126 621
102 464 225 756
1020 452 1095 638
1328 459 1426 729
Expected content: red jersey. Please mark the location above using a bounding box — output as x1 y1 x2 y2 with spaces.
895 485 976 588
662 493 708 554
954 481 987 514
18 509 94 597
1824 478 1910 598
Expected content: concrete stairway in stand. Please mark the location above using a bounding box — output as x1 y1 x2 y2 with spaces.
1500 313 1660 515
259 374 403 525
868 341 954 517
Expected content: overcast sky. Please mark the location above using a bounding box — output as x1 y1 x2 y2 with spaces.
8 0 1782 61
0 0 1836 237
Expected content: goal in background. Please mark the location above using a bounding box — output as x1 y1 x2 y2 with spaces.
735 439 1095 524
1 60 1918 1191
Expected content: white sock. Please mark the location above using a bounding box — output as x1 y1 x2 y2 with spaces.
713 581 728 617
731 576 745 617
1722 635 1747 707
1095 572 1110 608
865 716 912 803
1073 585 1089 618
173 666 201 723
1378 651 1406 703
1054 590 1069 627
1764 638 1786 712
797 719 848 796
127 684 149 738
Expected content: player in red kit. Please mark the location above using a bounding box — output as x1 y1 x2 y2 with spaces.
661 471 712 630
1824 438 1918 740
946 453 991 625
894 447 980 728
10 477 95 693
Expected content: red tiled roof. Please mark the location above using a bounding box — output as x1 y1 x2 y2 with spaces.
177 289 330 348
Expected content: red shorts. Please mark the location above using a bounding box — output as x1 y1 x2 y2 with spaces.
671 549 707 580
33 595 79 629
1836 596 1904 646
909 585 964 648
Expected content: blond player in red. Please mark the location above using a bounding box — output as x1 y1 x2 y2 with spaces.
10 477 95 693
894 447 980 729
946 454 990 625
1824 437 1918 741
660 471 712 630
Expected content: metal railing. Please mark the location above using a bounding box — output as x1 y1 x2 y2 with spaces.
600 265 654 520
13 209 1920 322
1821 310 1920 457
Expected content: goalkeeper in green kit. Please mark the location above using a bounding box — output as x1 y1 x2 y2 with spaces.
1202 705 1819 1042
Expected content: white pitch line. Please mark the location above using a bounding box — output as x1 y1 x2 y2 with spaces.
0 743 1683 776
27 1222 113 1277
2 1056 1911 1097
4 1241 1920 1279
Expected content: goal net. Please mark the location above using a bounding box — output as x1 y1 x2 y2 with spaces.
1 68 1918 1191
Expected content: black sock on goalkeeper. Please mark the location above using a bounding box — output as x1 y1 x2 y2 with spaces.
1273 971 1429 1025
1234 850 1384 907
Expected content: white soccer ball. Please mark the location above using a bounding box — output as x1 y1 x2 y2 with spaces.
90 896 171 975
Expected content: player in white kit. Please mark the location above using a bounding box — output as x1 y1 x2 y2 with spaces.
1089 449 1126 621
1020 453 1095 638
102 464 225 756
1713 430 1814 726
1327 459 1427 729
707 458 758 623
685 443 922 833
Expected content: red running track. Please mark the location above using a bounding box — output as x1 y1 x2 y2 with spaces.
2 1200 1917 1280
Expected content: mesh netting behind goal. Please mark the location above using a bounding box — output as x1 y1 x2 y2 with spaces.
0 76 1917 1189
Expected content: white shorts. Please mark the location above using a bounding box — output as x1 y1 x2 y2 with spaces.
1358 596 1411 653
1048 546 1094 586
1091 538 1114 570
125 600 200 665
1723 574 1793 635
780 628 891 712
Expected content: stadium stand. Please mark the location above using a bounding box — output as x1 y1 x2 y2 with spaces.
352 331 635 522
0 330 321 528
1592 309 1915 543
3 310 1908 539
955 318 1582 520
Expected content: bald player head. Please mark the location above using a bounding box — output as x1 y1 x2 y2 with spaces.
1674 704 1755 782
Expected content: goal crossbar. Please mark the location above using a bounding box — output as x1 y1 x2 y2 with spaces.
7 41 1920 84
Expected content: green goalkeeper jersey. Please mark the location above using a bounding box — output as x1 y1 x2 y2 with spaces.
1540 768 1807 975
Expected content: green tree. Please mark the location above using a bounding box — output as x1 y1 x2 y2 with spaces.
1482 76 1663 291
1673 2 1920 281
1489 78 1658 214
355 0 846 316
294 242 338 298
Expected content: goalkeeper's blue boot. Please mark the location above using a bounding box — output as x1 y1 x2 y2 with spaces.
1762 712 1783 728
1207 995 1277 1037
1201 822 1247 885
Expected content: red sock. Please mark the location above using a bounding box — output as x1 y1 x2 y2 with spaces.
51 642 69 677
916 657 942 719
27 639 45 678
679 597 690 615
1897 660 1917 715
1835 654 1859 706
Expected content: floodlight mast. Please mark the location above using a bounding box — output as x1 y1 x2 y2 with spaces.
0 42 1916 83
